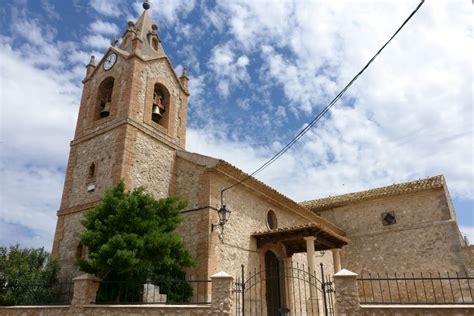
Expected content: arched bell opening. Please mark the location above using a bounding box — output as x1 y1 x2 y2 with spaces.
151 83 170 128
95 77 114 120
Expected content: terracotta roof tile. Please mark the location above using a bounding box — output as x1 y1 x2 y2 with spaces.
301 175 445 212
253 222 350 247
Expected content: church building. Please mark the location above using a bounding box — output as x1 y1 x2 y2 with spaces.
51 4 472 310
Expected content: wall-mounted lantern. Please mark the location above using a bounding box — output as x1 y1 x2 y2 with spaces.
212 205 231 240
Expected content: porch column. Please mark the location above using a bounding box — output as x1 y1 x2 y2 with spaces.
304 236 316 276
332 248 342 273
304 236 318 301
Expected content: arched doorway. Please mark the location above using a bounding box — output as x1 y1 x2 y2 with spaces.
265 250 285 315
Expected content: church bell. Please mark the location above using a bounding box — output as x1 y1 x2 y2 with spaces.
100 101 111 118
152 104 162 122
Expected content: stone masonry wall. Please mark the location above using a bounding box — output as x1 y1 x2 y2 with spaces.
53 126 126 280
66 128 121 209
133 58 187 148
173 157 212 280
318 188 469 274
126 131 176 198
209 171 330 279
55 211 86 280
74 49 131 138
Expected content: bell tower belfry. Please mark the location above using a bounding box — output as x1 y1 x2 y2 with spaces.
51 3 190 279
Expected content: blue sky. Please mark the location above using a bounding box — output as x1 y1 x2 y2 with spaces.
0 0 472 250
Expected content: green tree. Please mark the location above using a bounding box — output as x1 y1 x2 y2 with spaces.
0 245 59 305
78 180 196 303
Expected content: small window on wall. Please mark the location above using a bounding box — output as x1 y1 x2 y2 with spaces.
151 83 170 128
95 77 114 119
86 162 96 192
88 163 96 179
267 210 278 230
382 211 397 226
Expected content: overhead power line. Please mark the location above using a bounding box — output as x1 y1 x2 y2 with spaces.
220 0 425 204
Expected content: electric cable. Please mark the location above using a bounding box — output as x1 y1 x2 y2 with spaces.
220 0 425 204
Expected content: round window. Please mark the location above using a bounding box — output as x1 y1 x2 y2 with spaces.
266 210 278 230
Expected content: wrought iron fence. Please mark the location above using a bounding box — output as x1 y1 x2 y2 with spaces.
234 262 335 316
96 277 211 305
0 280 73 306
358 271 474 304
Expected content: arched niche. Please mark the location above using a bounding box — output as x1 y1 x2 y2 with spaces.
95 77 114 120
151 83 171 129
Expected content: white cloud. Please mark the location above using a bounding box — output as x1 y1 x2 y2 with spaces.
202 6 225 33
83 34 111 49
208 43 250 96
0 12 82 249
0 165 64 250
90 0 125 17
89 20 120 35
133 0 196 25
208 0 473 200
40 0 60 20
187 128 270 173
215 0 294 51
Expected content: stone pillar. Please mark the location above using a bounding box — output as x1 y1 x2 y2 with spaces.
304 236 319 308
211 271 234 315
333 269 361 316
332 248 342 273
304 236 316 276
71 273 100 306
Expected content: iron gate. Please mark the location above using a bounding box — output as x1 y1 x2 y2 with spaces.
234 262 335 316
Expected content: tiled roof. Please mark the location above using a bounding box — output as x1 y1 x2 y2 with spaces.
253 222 350 252
301 175 445 212
254 222 349 241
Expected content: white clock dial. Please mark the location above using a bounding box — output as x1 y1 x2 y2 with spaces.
103 53 117 71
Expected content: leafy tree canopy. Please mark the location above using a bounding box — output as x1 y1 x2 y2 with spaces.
78 180 196 301
0 245 59 305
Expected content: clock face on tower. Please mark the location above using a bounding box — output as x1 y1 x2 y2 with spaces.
103 53 117 71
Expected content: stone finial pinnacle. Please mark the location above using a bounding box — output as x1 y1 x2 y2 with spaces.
111 36 118 47
143 0 150 10
88 55 96 66
181 67 188 78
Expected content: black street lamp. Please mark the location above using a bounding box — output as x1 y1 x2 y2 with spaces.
217 205 231 226
212 205 231 240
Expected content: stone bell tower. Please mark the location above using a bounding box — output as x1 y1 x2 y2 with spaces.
51 3 190 280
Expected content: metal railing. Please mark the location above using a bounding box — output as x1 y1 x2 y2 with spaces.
234 263 335 316
0 280 73 306
96 277 211 305
358 271 474 304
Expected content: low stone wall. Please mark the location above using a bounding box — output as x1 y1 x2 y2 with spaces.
0 305 214 316
0 306 69 316
361 305 474 315
0 272 233 316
